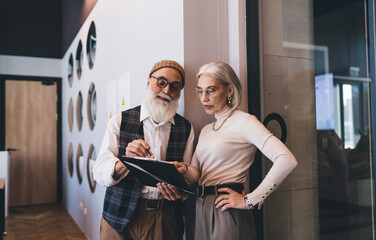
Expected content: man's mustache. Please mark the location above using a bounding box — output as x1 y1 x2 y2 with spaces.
155 93 172 103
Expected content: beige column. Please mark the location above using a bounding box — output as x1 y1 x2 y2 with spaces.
260 0 319 239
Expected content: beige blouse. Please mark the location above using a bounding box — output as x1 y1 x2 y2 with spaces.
185 107 297 207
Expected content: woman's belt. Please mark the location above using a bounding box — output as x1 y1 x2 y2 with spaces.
197 183 244 197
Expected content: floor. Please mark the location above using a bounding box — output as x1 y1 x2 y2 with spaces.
3 203 87 240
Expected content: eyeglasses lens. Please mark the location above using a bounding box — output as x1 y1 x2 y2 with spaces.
156 78 182 92
195 89 214 98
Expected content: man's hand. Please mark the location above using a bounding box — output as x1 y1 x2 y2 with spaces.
157 182 183 201
113 160 127 180
126 139 151 158
173 161 188 175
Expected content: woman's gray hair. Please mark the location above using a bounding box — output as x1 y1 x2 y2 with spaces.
197 61 242 110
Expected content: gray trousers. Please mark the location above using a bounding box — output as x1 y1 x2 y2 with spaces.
195 195 257 240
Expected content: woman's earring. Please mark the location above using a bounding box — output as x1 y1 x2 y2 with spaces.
227 96 232 105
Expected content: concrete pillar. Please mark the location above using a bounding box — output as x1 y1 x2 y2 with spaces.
260 0 319 239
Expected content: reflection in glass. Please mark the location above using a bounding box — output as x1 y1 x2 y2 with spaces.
87 82 97 130
76 91 83 131
87 21 96 69
68 143 74 177
76 143 83 184
343 84 356 148
314 1 372 239
315 73 335 131
76 40 83 79
68 54 73 87
87 144 97 193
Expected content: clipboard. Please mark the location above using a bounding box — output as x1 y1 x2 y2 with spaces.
120 156 195 194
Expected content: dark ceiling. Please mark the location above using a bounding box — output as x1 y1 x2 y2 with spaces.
0 0 97 59
0 0 363 59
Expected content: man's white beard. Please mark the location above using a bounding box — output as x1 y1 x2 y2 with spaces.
144 88 180 123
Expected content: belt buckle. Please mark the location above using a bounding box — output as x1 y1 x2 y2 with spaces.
197 186 205 197
145 199 160 211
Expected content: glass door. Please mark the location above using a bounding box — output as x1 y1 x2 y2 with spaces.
314 1 374 239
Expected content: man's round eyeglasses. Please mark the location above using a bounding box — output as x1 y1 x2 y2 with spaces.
150 76 183 93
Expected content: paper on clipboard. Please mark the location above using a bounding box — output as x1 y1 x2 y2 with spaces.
120 156 195 194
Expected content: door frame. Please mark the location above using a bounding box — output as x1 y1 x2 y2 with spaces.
367 0 376 227
246 0 263 239
0 74 62 203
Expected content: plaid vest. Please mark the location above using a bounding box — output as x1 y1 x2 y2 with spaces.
102 105 191 233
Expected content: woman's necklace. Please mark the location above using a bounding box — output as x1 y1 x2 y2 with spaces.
212 110 235 131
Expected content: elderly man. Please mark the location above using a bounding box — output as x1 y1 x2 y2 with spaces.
93 60 194 240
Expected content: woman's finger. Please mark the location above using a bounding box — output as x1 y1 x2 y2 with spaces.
221 202 233 211
214 195 225 204
215 200 225 209
173 161 187 174
217 187 235 194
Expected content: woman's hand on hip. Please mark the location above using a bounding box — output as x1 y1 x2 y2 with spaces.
215 188 249 211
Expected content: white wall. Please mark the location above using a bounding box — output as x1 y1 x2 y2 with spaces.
0 55 61 77
183 0 248 141
61 1 184 239
0 151 10 217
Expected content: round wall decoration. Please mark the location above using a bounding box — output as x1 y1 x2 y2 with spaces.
76 91 83 131
68 98 74 132
87 21 96 69
87 82 96 130
68 53 73 87
68 143 74 177
76 143 83 184
87 144 97 193
76 40 83 79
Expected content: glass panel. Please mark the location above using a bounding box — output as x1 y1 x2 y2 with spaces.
343 84 359 148
259 0 374 238
314 0 373 239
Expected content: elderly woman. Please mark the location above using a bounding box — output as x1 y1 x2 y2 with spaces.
182 61 298 240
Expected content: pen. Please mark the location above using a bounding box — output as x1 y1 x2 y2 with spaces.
135 133 155 158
